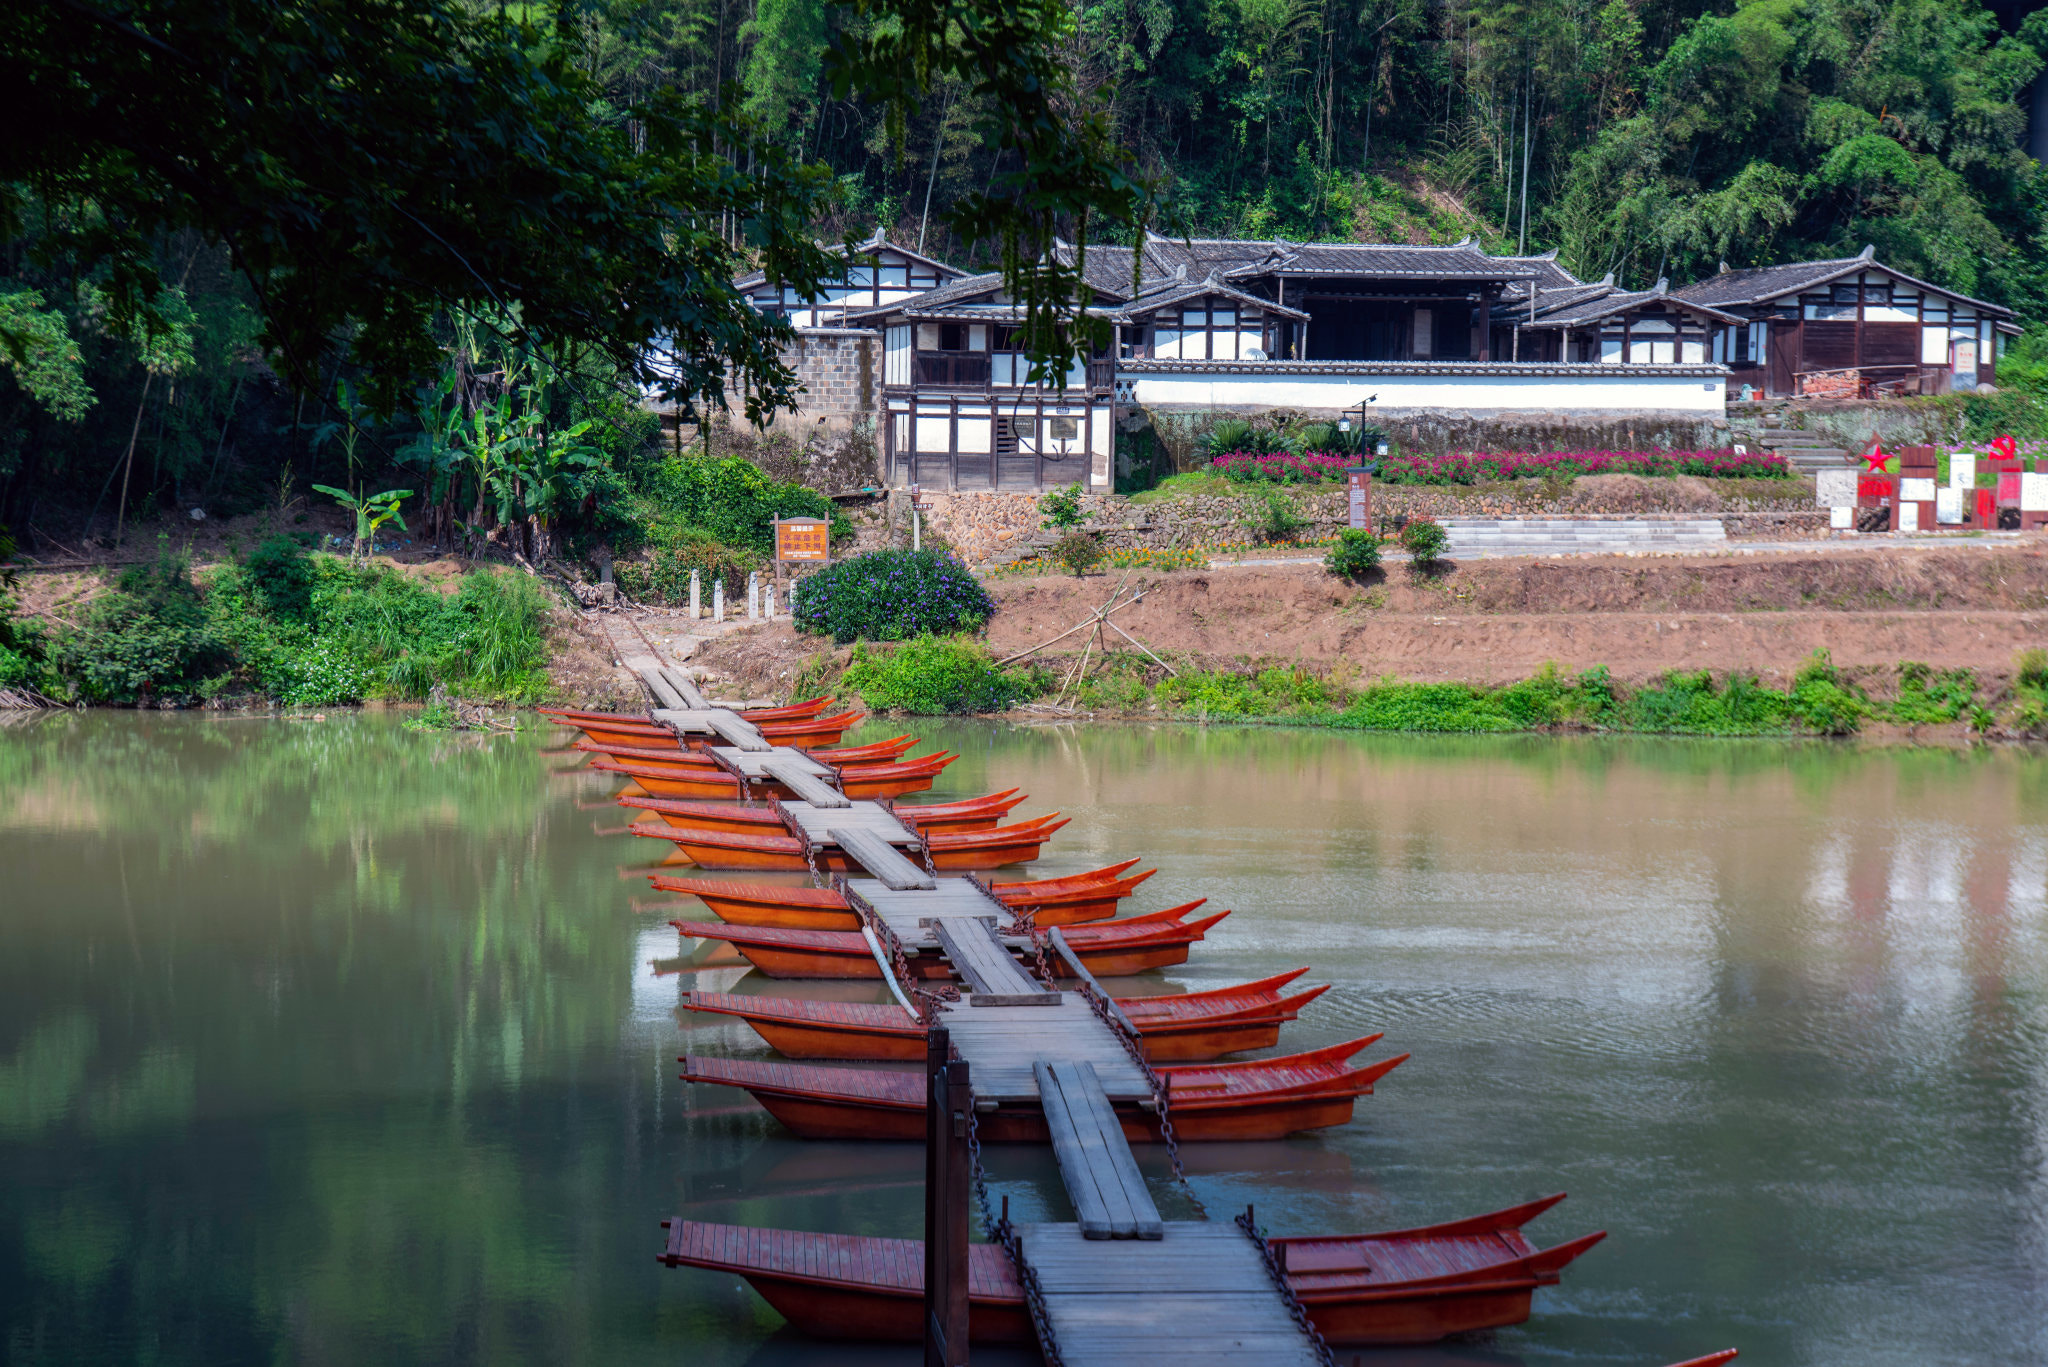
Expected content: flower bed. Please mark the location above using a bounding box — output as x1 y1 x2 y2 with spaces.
1209 447 1792 486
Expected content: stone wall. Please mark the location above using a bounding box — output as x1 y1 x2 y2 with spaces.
906 474 1826 566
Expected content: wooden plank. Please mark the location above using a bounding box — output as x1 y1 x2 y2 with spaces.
1036 1061 1160 1240
656 667 709 709
832 828 937 890
649 707 718 735
1036 1061 1117 1238
859 926 924 1023
1049 928 1140 1037
711 746 832 779
637 668 689 710
929 919 1044 998
703 709 770 751
766 763 853 808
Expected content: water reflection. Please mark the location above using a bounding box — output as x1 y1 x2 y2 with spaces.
1 713 2045 1365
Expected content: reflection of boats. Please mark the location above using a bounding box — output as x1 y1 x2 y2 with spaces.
573 735 913 768
638 815 1069 871
591 751 956 800
671 900 1227 978
681 969 1329 1061
657 1195 1595 1344
659 860 1154 930
619 789 1025 835
681 1036 1407 1141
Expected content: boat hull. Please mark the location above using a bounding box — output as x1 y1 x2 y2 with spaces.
592 758 949 801
643 817 1067 872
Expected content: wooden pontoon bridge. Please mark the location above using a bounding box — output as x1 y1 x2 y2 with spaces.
547 660 1619 1363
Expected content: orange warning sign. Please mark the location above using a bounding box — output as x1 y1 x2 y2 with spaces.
775 517 830 563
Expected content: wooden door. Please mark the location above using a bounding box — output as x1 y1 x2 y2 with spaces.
1767 322 1798 395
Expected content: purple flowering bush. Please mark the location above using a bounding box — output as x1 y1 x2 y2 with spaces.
792 549 995 643
1210 447 1791 485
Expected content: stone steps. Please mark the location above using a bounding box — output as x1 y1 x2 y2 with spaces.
1438 518 1728 556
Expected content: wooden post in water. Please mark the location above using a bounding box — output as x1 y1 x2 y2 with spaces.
924 1027 971 1366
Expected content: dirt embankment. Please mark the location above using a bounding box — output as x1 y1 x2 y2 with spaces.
691 545 2048 697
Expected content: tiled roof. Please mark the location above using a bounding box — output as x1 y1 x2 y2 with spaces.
1496 249 1585 292
838 271 1005 321
1117 279 1311 322
732 233 968 293
1235 240 1537 281
1669 247 2013 317
1522 289 1742 329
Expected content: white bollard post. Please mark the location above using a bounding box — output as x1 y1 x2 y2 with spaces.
764 585 776 620
713 578 724 622
689 569 701 620
747 571 760 619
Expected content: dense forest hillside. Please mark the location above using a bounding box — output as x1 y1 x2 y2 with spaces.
692 0 2048 305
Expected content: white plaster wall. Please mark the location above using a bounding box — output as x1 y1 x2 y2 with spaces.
1129 369 1726 413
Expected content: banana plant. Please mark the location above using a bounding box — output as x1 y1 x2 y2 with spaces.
311 485 413 563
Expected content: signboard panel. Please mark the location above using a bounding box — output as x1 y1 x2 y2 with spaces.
1345 467 1373 531
1814 469 1857 508
774 517 831 563
1830 505 1854 529
1898 502 1921 532
1900 477 1938 502
2022 472 2048 513
1936 487 1964 524
1950 453 1976 489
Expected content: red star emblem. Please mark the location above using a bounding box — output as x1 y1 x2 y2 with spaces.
1860 438 1888 474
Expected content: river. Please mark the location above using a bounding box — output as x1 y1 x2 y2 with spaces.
1 712 2044 1366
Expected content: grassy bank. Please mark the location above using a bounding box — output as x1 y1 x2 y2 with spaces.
2 539 554 707
796 636 2048 740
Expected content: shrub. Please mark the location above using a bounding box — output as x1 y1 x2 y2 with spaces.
2017 648 2048 688
1245 487 1307 543
635 454 842 556
1052 532 1104 576
618 529 759 604
1891 661 1976 724
1039 482 1085 530
1324 529 1382 578
792 549 995 643
841 636 1044 713
53 547 232 703
244 535 314 619
1371 448 1792 484
1399 517 1449 565
1213 452 1352 484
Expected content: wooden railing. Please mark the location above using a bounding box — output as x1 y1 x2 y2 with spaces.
905 352 1114 392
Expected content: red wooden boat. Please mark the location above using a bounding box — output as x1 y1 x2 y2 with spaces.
657 860 1155 930
670 900 1227 978
620 790 1026 836
681 1036 1406 1141
571 710 866 752
591 752 956 800
578 735 917 769
1663 1355 1738 1367
655 1195 1601 1346
541 697 836 726
638 815 1069 871
682 969 1329 1061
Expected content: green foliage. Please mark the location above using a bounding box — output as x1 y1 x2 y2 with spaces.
1399 518 1449 565
792 549 995 643
1039 482 1086 530
1051 532 1105 576
1324 528 1382 578
1245 487 1307 543
310 485 411 561
51 547 231 703
0 288 94 422
840 636 1046 713
243 536 314 621
617 531 761 604
636 456 840 557
1891 662 1977 724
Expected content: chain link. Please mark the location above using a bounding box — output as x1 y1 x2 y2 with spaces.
969 1104 1064 1367
1235 1208 1336 1367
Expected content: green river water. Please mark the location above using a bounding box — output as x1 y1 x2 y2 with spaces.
2 712 2045 1366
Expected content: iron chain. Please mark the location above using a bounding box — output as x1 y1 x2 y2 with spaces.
1235 1208 1335 1367
970 1104 1064 1367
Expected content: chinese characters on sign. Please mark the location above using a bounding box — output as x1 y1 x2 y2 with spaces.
775 517 830 563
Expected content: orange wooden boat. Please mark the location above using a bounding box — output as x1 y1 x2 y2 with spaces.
669 900 1227 978
592 752 956 800
541 697 835 725
638 815 1069 871
658 861 1155 930
680 1036 1407 1141
572 710 865 752
656 1195 1603 1346
1664 1354 1738 1367
621 790 1026 836
681 969 1329 1061
578 735 917 769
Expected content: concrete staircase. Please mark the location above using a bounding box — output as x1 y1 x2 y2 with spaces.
1755 418 1848 473
1439 518 1728 556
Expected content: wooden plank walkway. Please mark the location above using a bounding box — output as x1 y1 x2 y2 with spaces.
710 745 832 780
929 919 1053 1004
1036 1061 1162 1240
934 999 1150 1101
1014 1221 1322 1367
832 829 936 890
779 801 917 845
848 879 1012 945
763 760 848 807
